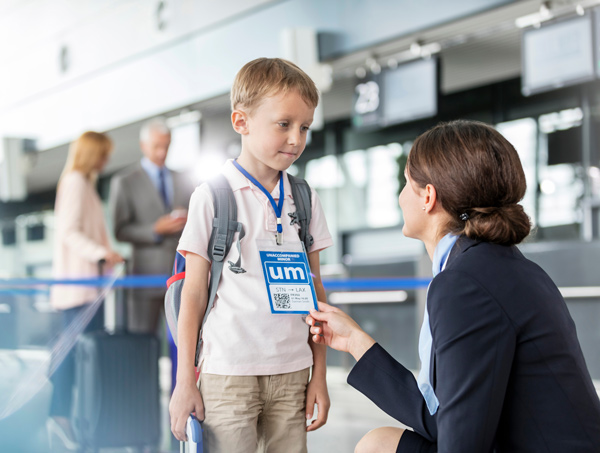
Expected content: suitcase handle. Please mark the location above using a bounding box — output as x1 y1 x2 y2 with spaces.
97 258 129 276
97 258 129 333
181 414 202 453
98 258 106 276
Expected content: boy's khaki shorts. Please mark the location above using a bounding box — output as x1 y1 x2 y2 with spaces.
199 368 310 453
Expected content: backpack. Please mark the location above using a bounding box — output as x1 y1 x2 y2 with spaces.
165 172 314 367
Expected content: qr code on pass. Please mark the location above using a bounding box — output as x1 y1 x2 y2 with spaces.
273 293 291 309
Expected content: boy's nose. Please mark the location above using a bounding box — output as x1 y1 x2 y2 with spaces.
288 130 301 146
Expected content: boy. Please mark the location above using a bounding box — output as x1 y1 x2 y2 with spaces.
169 58 332 453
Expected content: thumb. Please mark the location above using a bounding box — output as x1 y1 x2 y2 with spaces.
316 301 338 313
308 309 330 323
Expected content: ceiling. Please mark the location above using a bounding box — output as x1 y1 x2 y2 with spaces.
25 0 600 194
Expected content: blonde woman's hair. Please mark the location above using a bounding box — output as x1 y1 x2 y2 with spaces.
230 58 319 113
59 131 113 185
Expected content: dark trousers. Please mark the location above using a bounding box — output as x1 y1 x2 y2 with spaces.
396 430 436 453
49 304 104 418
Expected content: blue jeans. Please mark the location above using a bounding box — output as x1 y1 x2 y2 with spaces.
48 304 104 418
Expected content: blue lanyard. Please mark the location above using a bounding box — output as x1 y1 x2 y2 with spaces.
232 159 285 244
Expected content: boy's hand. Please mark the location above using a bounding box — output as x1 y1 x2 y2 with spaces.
305 374 330 432
169 381 205 441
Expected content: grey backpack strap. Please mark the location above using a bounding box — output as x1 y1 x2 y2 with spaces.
287 174 313 251
194 174 245 366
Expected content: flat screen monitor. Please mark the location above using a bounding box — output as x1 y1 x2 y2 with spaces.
26 224 44 242
522 14 594 96
1 225 15 246
381 58 437 126
547 126 582 165
594 7 600 77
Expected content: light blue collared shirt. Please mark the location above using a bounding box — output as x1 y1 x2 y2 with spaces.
140 157 173 208
417 233 459 415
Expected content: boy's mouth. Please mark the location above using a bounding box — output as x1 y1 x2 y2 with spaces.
279 151 297 157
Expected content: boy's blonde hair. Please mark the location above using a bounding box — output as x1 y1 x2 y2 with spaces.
230 58 319 113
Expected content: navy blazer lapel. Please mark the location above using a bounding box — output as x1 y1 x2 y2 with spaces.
429 235 481 391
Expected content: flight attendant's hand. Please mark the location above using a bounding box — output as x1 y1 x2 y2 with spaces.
306 302 376 361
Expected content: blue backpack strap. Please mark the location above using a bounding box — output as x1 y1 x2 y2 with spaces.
194 174 245 366
287 174 314 252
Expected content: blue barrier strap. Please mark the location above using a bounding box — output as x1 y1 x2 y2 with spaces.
323 277 432 291
0 276 432 291
0 275 170 288
0 288 49 295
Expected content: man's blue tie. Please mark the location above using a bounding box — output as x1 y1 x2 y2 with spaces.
158 168 170 210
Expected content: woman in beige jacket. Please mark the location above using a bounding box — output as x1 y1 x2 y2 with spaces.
48 131 122 450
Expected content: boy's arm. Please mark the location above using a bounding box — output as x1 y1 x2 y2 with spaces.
306 250 330 432
169 252 210 441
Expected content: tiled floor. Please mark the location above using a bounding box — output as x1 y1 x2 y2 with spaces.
0 350 405 453
2 349 599 453
306 367 407 453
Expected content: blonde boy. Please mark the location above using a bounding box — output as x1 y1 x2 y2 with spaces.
170 58 332 452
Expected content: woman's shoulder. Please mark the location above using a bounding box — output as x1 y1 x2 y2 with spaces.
462 240 533 271
430 241 512 294
434 239 550 305
57 171 95 205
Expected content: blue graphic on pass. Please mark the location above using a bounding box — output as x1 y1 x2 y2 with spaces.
259 248 318 314
264 262 310 284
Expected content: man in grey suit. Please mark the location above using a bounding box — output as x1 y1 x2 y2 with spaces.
110 117 195 333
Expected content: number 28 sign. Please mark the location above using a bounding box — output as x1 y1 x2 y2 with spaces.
352 77 382 129
355 80 380 114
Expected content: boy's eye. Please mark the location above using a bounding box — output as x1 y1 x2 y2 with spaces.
278 122 288 128
301 126 310 132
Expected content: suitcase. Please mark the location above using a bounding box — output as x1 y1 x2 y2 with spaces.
73 261 161 451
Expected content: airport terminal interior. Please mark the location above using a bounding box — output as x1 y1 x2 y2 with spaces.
2 0 600 451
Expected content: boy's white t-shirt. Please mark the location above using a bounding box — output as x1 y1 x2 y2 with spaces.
177 159 333 376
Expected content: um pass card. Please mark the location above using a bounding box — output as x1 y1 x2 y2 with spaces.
258 240 318 315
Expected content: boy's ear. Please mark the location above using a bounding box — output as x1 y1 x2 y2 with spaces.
231 110 249 135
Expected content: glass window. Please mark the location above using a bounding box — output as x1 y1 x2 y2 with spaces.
365 144 402 227
304 143 404 264
496 118 537 226
538 164 584 227
537 108 584 229
305 155 345 190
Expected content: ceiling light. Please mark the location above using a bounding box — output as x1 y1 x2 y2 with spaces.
515 3 554 29
410 41 422 55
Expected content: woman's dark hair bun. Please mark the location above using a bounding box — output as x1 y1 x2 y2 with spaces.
464 205 531 246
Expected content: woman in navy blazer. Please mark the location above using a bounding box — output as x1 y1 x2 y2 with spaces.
307 120 600 452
